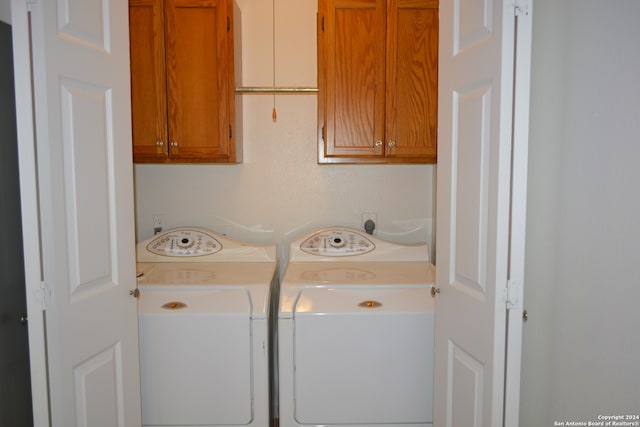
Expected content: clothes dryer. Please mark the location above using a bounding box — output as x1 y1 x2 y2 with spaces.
136 227 277 427
278 227 435 427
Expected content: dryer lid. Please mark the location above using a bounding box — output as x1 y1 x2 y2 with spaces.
136 262 276 318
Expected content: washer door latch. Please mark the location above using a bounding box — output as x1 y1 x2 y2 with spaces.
358 300 382 308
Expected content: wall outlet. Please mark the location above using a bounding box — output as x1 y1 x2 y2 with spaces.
362 213 377 234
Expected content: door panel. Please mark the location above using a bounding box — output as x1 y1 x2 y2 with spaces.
322 0 386 158
386 0 438 159
434 0 516 425
28 0 141 425
166 0 230 160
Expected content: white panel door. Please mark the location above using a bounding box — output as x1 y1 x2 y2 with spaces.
434 0 530 425
27 0 142 425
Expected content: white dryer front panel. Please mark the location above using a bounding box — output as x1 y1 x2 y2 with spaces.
139 288 252 425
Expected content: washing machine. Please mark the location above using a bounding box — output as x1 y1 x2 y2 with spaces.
278 227 436 427
136 227 278 427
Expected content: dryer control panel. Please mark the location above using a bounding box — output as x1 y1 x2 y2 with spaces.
300 229 375 257
146 228 222 257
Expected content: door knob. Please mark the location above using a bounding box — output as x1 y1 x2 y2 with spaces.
430 287 440 298
130 288 140 299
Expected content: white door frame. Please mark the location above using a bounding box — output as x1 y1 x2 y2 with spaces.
504 2 533 425
11 1 50 425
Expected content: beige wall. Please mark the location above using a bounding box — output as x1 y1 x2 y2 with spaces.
521 0 640 423
0 2 11 25
134 0 436 262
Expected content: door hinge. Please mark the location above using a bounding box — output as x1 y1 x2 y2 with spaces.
321 16 325 32
227 16 231 32
38 281 51 310
26 0 37 11
229 124 233 139
505 279 523 310
513 0 529 16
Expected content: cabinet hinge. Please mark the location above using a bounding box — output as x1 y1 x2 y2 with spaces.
227 16 231 32
321 16 325 32
505 279 523 310
26 0 37 11
229 124 233 139
512 0 529 16
38 281 51 310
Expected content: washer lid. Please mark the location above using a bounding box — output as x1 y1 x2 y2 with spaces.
292 286 434 315
279 261 435 317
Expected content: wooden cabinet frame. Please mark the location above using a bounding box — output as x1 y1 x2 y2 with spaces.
318 0 438 164
129 0 241 163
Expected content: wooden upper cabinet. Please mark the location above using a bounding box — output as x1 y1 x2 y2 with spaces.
318 0 438 164
129 0 241 163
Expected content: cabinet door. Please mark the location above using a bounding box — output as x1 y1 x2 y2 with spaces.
129 0 169 160
385 0 438 162
319 0 386 163
165 0 236 162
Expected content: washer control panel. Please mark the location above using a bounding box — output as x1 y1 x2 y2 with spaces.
146 228 222 257
300 229 375 256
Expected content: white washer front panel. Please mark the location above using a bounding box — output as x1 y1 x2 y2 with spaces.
294 305 434 424
279 228 435 427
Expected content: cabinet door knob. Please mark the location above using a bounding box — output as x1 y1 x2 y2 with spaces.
170 141 179 147
156 140 164 147
375 140 383 148
388 140 396 148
